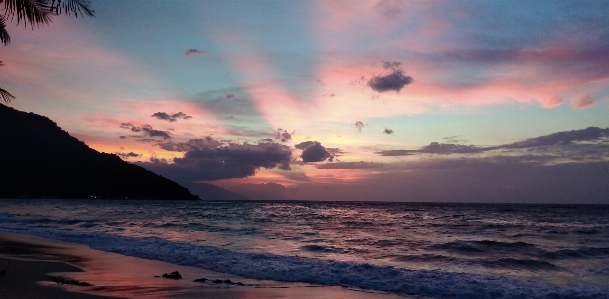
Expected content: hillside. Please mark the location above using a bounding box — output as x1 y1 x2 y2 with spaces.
0 104 200 200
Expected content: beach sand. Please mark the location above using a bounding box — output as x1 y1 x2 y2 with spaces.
0 232 413 299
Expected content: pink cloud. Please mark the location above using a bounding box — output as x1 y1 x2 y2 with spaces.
571 95 596 109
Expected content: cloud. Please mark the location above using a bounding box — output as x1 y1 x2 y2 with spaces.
374 0 403 19
503 126 609 149
543 96 564 108
138 138 292 181
367 61 413 93
294 141 315 150
150 157 168 164
275 129 293 142
224 91 234 99
299 141 332 163
119 136 127 139
316 161 383 169
376 127 609 156
383 128 394 134
418 142 481 154
355 121 365 132
185 48 209 57
158 137 222 152
120 123 171 140
571 95 596 109
376 150 414 156
368 70 413 93
382 61 401 70
115 151 142 159
298 159 609 204
151 112 192 122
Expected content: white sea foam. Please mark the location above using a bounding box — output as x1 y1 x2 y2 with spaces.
2 202 609 299
0 223 607 299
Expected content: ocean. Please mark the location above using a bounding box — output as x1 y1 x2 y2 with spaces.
1 199 608 298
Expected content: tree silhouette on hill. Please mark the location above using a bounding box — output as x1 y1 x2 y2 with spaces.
1 0 94 102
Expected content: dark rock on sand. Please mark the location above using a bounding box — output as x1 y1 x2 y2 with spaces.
193 277 247 286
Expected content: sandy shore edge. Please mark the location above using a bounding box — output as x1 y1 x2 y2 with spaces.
0 231 412 299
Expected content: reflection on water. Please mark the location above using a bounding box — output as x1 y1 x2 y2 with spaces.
1 199 609 296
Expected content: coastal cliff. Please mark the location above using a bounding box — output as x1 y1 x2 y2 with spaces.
0 104 201 200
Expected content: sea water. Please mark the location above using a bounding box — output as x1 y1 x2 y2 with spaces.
1 199 608 298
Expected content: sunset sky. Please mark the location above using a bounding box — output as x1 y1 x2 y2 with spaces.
2 0 609 203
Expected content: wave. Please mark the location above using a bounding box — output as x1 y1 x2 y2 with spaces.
480 258 558 270
434 240 539 254
544 247 609 259
1 227 607 299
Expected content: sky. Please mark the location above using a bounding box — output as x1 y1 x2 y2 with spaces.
1 0 609 203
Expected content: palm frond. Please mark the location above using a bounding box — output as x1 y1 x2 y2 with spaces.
0 15 10 45
3 0 52 28
49 0 94 18
0 87 15 103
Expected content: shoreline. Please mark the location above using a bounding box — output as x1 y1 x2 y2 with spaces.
0 231 412 299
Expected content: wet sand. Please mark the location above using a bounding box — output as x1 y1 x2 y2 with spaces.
0 232 413 299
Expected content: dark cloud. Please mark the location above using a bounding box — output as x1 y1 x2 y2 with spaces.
149 157 168 164
355 121 365 133
442 135 467 143
275 129 293 142
368 70 413 92
376 150 413 156
503 126 609 149
316 161 383 169
294 141 315 150
135 138 158 143
138 138 293 181
571 95 596 109
376 127 609 156
185 48 209 57
382 61 401 70
295 159 609 204
119 136 127 139
115 152 142 159
419 142 481 154
120 123 171 140
383 128 394 134
368 60 413 93
224 91 234 100
300 141 332 163
151 112 192 122
158 137 222 152
140 125 171 140
326 147 344 157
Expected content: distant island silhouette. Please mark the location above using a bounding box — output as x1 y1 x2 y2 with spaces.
0 104 245 200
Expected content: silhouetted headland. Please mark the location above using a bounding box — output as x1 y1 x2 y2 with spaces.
0 104 204 200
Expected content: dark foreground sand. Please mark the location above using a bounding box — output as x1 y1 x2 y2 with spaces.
0 232 413 299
